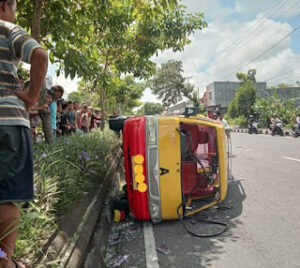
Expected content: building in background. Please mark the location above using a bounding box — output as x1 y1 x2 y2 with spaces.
201 82 300 112
167 82 300 116
202 81 267 113
275 87 300 107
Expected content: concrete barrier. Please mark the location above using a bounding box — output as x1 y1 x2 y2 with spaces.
233 128 292 137
38 148 124 268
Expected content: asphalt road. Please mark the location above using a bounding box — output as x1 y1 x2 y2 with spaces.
105 133 300 268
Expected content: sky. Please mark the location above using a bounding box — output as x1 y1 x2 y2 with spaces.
47 0 300 104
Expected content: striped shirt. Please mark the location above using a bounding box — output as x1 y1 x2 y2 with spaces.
0 20 42 128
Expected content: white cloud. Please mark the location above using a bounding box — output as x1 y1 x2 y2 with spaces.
152 0 299 99
46 0 300 104
235 0 300 19
140 87 160 103
252 49 300 86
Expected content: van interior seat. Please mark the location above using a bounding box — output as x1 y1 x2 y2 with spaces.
182 161 214 196
181 124 216 197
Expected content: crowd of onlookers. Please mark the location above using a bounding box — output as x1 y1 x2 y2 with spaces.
27 83 104 141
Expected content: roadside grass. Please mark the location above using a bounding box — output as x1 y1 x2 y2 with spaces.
12 129 119 266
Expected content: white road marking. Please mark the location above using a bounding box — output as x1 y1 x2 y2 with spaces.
282 156 300 163
143 221 159 268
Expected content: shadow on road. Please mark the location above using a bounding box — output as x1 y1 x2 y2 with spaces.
104 176 247 268
156 177 247 268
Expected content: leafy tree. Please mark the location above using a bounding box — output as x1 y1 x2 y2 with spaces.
17 0 207 131
235 81 256 116
236 69 256 84
77 75 144 115
277 83 293 88
81 2 207 129
150 60 187 106
227 99 237 118
109 76 144 115
138 102 164 115
182 83 203 111
67 91 91 104
75 80 102 108
253 96 298 127
227 70 257 118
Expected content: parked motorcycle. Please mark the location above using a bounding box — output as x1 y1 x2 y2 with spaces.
271 121 284 136
290 124 300 138
248 122 258 134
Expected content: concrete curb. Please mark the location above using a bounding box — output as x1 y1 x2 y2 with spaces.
231 128 290 136
39 148 123 268
82 187 116 268
61 149 123 268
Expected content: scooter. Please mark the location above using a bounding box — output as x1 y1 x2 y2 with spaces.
291 124 300 138
271 121 284 136
248 122 258 134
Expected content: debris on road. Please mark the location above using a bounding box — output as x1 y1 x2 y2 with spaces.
107 255 131 267
157 243 171 255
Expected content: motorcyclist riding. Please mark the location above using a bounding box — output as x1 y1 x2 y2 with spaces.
291 113 300 137
297 113 300 128
271 115 283 136
248 115 258 134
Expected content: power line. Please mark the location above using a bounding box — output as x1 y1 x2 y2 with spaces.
208 15 300 81
214 6 300 76
267 69 300 84
209 1 300 81
192 2 300 90
248 26 300 64
213 0 294 65
220 25 300 80
264 61 300 82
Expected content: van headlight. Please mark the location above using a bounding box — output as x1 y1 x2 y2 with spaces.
146 117 157 145
146 117 162 223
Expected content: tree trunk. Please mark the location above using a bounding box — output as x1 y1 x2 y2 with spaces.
118 103 122 116
32 0 54 143
38 85 53 142
32 0 42 43
100 87 105 131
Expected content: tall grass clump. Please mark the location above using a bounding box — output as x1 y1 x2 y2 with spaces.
13 129 119 266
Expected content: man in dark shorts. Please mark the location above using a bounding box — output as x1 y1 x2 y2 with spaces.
0 0 48 267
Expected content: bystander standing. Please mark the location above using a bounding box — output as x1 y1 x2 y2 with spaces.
0 1 48 267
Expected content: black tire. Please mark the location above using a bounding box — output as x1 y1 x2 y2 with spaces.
254 128 258 134
280 129 284 136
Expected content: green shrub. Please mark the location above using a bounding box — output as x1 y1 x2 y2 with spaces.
14 129 119 266
253 97 298 128
227 116 247 128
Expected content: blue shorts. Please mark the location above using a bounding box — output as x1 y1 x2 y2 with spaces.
0 126 34 204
